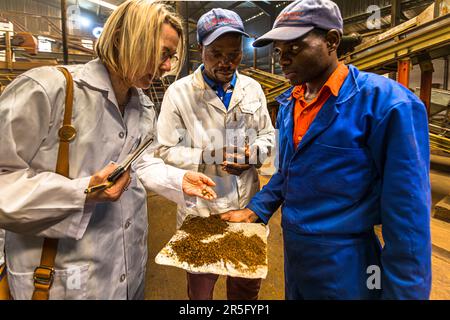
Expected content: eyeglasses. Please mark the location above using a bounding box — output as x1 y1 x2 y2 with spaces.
206 49 241 63
160 51 179 66
273 44 301 60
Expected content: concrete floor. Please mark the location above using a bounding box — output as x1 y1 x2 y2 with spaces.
145 162 450 300
428 156 450 299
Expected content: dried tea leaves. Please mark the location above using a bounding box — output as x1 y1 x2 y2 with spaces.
216 230 266 272
179 215 229 239
171 215 267 273
170 234 223 268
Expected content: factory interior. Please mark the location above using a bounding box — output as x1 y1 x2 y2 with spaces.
0 0 449 301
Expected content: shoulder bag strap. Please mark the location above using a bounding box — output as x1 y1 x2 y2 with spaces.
32 66 76 300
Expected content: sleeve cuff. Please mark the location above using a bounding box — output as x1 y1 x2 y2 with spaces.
65 176 95 240
168 166 188 206
158 165 197 209
246 202 270 225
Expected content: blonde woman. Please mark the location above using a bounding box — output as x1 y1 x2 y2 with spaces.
0 0 216 300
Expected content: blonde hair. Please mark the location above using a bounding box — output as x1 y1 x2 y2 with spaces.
95 0 185 86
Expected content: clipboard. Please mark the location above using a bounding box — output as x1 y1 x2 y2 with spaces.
84 136 155 194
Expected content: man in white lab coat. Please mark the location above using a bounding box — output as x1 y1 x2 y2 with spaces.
157 8 275 300
0 1 216 300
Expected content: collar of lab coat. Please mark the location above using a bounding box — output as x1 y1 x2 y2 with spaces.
191 65 250 114
75 58 154 109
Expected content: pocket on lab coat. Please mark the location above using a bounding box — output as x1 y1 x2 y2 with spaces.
239 101 262 133
240 100 261 114
8 264 90 300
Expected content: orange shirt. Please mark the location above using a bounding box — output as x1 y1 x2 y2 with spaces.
292 63 349 147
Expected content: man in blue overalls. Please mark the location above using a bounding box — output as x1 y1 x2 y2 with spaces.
221 0 432 299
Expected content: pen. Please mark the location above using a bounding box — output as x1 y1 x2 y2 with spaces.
84 181 114 194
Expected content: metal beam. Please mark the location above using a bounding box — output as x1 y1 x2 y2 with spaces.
176 1 190 76
0 60 58 71
250 1 276 17
391 0 402 27
434 0 443 18
344 0 431 25
444 55 449 90
226 2 245 11
249 1 278 74
61 0 69 64
343 16 450 72
397 59 410 88
5 32 13 71
419 55 434 116
190 1 212 20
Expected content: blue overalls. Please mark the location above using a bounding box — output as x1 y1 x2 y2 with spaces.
247 65 432 299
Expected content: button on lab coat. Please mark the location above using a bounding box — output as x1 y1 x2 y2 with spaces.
157 66 275 227
0 59 188 299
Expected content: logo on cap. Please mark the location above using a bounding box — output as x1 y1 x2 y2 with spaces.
202 17 241 31
276 11 305 26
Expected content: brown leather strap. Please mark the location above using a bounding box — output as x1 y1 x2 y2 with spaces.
31 238 59 300
32 67 76 300
55 67 76 176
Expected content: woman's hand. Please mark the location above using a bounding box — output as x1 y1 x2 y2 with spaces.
86 163 131 203
182 171 217 200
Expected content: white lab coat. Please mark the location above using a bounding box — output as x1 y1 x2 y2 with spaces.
157 66 275 228
0 58 188 299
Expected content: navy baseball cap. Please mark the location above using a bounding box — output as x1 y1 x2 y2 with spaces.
253 0 343 47
197 8 249 46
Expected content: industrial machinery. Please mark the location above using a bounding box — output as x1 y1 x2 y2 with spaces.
240 67 291 126
342 2 450 153
0 20 57 93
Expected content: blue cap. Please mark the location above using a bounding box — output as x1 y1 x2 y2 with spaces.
197 8 249 46
253 0 343 47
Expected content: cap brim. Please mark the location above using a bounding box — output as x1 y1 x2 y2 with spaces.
202 27 249 46
253 26 314 47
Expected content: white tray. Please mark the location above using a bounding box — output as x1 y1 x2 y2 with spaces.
155 221 269 279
